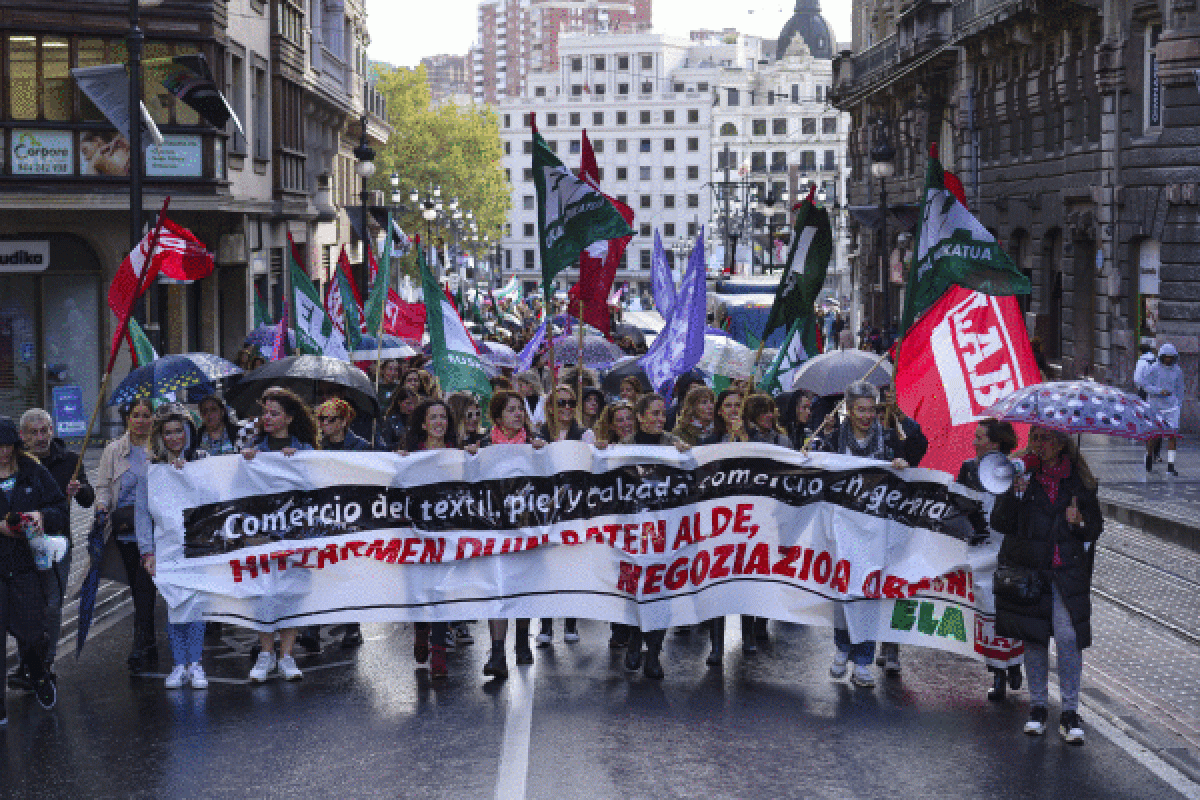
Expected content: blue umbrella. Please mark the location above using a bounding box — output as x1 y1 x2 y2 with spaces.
75 514 108 657
109 353 242 407
243 324 295 356
349 335 420 361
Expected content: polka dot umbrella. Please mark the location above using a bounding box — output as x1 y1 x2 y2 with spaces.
983 380 1174 441
109 353 242 407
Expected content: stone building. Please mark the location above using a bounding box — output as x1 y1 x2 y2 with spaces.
831 0 1200 427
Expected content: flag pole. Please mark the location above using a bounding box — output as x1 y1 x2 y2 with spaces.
755 185 817 380
800 348 892 454
70 195 172 486
575 295 586 424
370 211 391 445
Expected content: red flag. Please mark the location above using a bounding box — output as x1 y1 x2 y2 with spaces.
155 218 215 282
324 246 365 335
106 198 171 369
894 286 1041 474
567 129 634 337
384 288 426 339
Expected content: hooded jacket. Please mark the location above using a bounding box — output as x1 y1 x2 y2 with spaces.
0 455 70 578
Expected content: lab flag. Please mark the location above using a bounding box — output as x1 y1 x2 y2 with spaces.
900 148 1030 336
639 231 707 397
420 251 492 402
532 121 633 291
762 189 832 340
288 235 349 360
650 229 676 318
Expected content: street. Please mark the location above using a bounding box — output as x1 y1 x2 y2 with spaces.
3 515 1199 799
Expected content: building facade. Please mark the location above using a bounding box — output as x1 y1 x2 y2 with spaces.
421 54 470 106
469 0 653 106
832 0 1200 426
0 0 389 433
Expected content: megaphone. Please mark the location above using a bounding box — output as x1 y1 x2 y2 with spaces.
978 451 1027 494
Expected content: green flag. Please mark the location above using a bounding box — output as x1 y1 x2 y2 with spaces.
758 315 820 395
288 240 349 359
762 194 833 341
900 152 1031 335
532 125 633 293
128 317 158 367
336 265 363 352
420 249 493 404
363 220 391 337
253 289 270 328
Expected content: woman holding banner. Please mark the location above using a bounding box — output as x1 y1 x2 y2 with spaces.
241 387 317 682
990 426 1102 745
380 388 418 451
814 381 909 689
479 389 546 680
701 390 746 445
135 404 208 690
670 385 715 447
622 394 689 680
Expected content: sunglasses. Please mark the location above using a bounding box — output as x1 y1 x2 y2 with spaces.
466 410 482 418
317 415 341 424
557 398 577 408
1028 432 1060 443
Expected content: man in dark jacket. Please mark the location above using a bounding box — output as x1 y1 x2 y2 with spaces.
8 409 94 689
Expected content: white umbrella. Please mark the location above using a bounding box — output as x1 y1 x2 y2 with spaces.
697 334 758 380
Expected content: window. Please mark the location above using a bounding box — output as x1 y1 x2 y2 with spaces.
639 195 652 209
547 113 557 127
617 55 630 70
664 110 675 124
616 139 628 153
616 167 628 180
523 140 533 154
752 119 767 136
594 56 606 71
640 249 652 269
569 112 580 126
571 57 583 71
791 84 799 103
673 82 684 93
664 223 675 237
617 194 629 205
639 166 652 180
639 139 652 153
535 87 546 97
252 65 269 160
597 168 605 181
504 141 511 155
593 84 606 96
505 168 511 182
525 250 536 269
547 140 558 153
751 151 767 171
616 111 627 125
593 111 604 125
687 165 699 180
686 137 699 152
664 166 675 180
1145 24 1163 131
771 152 787 172
641 81 653 94
618 83 629 95
504 114 511 128
697 83 708 92
641 54 653 70
663 195 676 209
226 51 247 154
800 151 816 170
719 122 738 136
523 168 534 181
640 223 652 237
767 91 776 106
569 140 581 154
815 85 823 103
802 118 817 135
687 193 699 208
822 117 837 134
727 88 740 106
571 84 583 96
663 138 675 152
773 118 787 135
640 110 651 124
687 221 697 237
524 113 533 127
824 150 836 170
592 139 604 153
523 223 535 237
717 149 738 169
523 195 535 210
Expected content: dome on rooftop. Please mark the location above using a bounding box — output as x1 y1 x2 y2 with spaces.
776 0 835 61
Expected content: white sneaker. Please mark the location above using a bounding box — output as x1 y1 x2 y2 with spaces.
165 665 188 689
249 651 276 683
830 650 850 678
850 664 876 688
189 663 208 690
535 632 553 644
278 655 303 681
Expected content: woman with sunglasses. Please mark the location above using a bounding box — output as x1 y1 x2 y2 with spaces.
478 389 546 679
991 425 1102 745
1143 342 1185 475
579 387 607 433
447 392 487 447
241 387 317 682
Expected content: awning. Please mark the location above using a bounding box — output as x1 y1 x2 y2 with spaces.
837 41 956 109
848 205 920 232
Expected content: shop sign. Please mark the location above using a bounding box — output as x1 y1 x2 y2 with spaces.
0 240 51 272
11 130 74 175
147 135 204 177
52 385 88 439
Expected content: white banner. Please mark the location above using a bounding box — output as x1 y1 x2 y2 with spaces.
149 444 1022 664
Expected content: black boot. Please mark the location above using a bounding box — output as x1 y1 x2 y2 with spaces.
741 615 757 655
754 616 769 643
483 644 509 679
987 668 1006 702
609 623 630 648
1007 664 1023 691
624 629 644 671
514 619 534 665
706 617 724 666
642 631 665 679
340 623 363 649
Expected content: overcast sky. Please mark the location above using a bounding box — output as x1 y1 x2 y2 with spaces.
367 0 853 68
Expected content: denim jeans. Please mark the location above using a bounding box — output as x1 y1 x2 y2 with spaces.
833 602 876 666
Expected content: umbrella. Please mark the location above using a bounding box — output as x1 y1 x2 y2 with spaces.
602 356 652 396
225 355 381 420
791 349 893 396
550 335 624 368
75 514 109 656
109 353 242 407
697 334 758 380
349 335 419 361
480 340 519 370
983 381 1174 441
611 324 646 349
243 324 294 354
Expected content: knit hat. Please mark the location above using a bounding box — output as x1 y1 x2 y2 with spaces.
0 417 22 447
1159 342 1179 359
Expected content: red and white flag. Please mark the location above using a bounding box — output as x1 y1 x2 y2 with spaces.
383 288 426 339
895 286 1041 475
155 219 215 282
324 247 365 335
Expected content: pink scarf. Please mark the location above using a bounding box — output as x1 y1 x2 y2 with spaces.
490 426 528 445
1035 455 1071 505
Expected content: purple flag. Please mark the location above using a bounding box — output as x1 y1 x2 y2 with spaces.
640 229 706 398
650 229 675 317
517 319 547 372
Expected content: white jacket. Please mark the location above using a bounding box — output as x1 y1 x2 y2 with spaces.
1144 360 1186 413
1133 352 1156 391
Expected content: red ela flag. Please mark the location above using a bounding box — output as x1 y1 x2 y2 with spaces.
384 288 426 339
895 286 1041 475
567 129 634 337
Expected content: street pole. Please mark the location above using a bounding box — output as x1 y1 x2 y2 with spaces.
879 178 890 348
127 0 145 336
723 143 733 275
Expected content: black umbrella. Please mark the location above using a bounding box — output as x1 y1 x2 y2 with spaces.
601 356 652 397
225 355 381 420
612 323 647 349
792 350 893 396
75 515 109 657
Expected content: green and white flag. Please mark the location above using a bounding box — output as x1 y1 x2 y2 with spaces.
363 212 392 337
900 149 1030 335
420 251 492 404
335 265 363 353
128 317 158 367
532 124 633 294
759 316 820 394
288 241 349 360
762 190 832 341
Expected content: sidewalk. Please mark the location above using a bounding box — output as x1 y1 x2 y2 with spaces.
1080 433 1200 551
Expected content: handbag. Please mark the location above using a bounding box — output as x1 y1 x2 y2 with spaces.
993 565 1044 604
109 505 136 536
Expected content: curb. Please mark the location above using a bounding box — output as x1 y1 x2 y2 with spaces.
1099 497 1200 553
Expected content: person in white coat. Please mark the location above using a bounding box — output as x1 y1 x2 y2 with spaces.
1133 345 1156 401
1144 342 1186 475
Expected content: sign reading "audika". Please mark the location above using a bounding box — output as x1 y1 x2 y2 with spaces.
0 241 51 272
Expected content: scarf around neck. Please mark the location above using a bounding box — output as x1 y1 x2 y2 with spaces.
490 426 528 445
1035 455 1071 504
837 419 887 459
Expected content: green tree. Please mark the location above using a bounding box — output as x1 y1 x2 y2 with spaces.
372 65 511 278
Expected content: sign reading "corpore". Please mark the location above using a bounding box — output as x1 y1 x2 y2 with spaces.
0 240 50 272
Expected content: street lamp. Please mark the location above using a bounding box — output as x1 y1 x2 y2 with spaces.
870 120 896 346
353 90 376 293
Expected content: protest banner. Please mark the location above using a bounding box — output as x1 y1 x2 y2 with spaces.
148 444 1021 664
